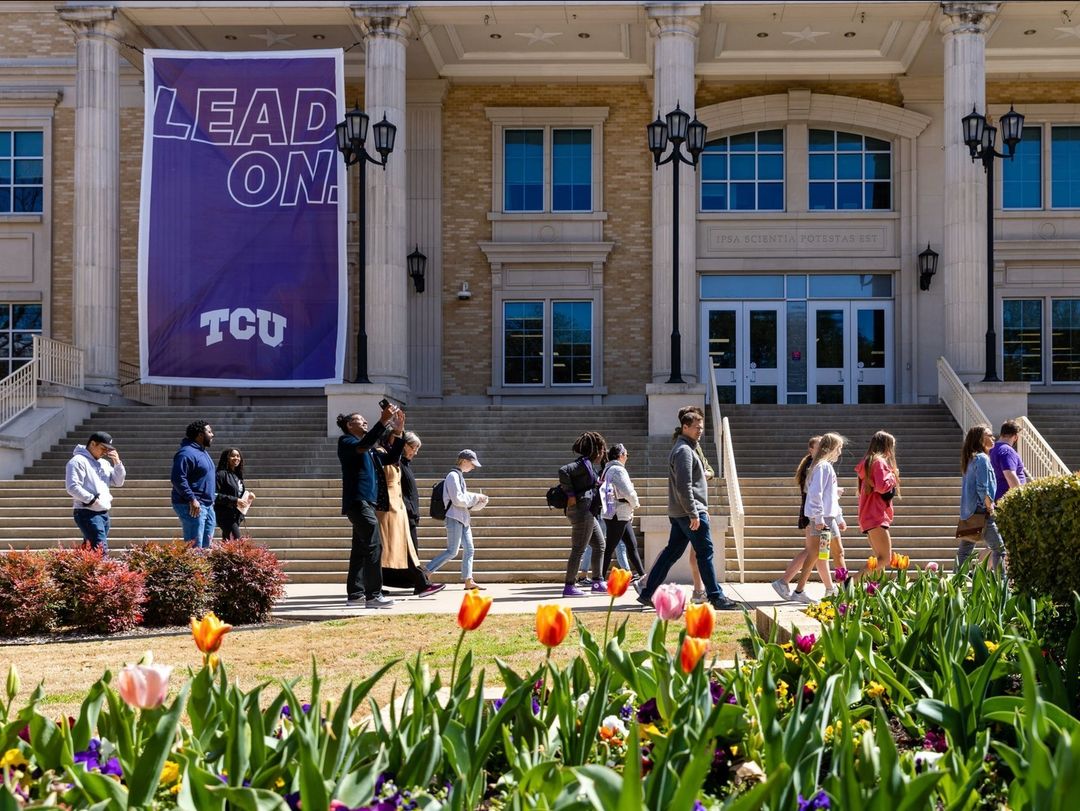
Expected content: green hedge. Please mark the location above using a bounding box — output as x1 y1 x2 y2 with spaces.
996 473 1080 602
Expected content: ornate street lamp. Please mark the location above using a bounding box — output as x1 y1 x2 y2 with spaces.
335 104 396 384
960 104 1024 382
647 102 707 384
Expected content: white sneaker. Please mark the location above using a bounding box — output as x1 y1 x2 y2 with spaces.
365 595 395 609
345 596 365 607
790 590 813 606
823 587 838 599
771 578 792 601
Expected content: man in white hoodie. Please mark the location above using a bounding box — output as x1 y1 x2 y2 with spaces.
65 431 126 552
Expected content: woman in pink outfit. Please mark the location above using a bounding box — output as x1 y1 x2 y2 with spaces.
854 430 900 573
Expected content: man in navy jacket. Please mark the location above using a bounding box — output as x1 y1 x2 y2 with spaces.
337 402 399 608
171 421 217 548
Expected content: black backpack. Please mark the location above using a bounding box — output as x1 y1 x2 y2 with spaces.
430 469 462 520
545 485 568 511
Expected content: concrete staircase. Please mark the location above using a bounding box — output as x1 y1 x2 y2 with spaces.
1026 404 1080 472
719 405 965 576
1 404 705 584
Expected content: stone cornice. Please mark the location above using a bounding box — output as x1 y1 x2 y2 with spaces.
354 4 413 42
939 2 1001 37
406 79 448 105
0 88 63 108
478 241 615 267
57 4 129 44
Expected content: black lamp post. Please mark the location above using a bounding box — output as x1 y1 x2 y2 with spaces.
648 102 707 384
335 105 396 384
918 243 939 291
961 104 1024 383
407 245 426 294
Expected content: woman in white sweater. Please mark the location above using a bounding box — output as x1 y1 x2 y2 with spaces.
599 444 645 579
790 432 848 604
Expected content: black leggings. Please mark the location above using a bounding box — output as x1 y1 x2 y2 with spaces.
601 518 645 577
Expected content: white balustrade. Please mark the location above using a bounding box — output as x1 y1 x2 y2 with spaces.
1016 416 1071 480
0 361 38 427
33 335 84 389
936 356 991 434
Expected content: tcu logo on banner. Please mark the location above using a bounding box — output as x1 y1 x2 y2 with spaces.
138 50 346 386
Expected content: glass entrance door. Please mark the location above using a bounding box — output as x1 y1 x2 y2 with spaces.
702 302 785 404
807 301 893 404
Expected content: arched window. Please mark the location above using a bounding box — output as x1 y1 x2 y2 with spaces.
808 129 891 210
700 129 784 211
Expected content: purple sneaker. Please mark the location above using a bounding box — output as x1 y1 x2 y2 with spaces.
562 584 587 597
591 580 608 594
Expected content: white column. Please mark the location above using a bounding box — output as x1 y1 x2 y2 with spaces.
648 3 702 384
940 2 999 380
406 80 447 399
356 5 411 391
60 5 123 392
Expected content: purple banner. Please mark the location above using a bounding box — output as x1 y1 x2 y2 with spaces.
139 50 345 386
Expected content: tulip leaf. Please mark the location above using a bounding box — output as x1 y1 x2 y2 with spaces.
570 764 625 808
28 711 64 772
225 686 250 788
72 678 107 753
128 682 189 808
297 732 330 811
65 765 128 809
0 787 19 811
177 758 227 811
335 745 388 808
214 786 291 810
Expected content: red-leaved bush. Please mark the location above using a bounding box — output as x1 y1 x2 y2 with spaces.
208 538 287 624
126 540 213 627
0 549 62 637
48 546 146 634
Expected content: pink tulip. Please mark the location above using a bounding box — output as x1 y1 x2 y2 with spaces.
926 561 940 573
794 633 816 653
652 584 688 620
116 664 172 710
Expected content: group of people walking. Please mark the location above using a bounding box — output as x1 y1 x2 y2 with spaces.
769 419 1026 604
64 421 254 552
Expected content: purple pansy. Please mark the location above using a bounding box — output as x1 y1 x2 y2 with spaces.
636 697 660 724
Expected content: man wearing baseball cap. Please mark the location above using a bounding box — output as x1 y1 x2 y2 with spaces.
65 431 126 553
423 449 488 590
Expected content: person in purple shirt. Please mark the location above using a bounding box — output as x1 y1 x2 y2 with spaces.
990 420 1027 503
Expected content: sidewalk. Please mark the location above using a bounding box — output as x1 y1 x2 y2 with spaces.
273 580 834 622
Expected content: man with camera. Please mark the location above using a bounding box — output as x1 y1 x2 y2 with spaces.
337 399 400 608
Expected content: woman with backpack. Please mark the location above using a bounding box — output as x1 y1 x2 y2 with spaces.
790 432 848 605
558 431 608 597
599 443 645 580
425 449 488 590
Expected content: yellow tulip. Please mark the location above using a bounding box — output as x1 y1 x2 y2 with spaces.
190 612 232 655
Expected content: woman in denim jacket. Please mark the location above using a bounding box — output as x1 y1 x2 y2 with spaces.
957 425 1006 573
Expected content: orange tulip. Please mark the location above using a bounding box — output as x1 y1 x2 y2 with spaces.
536 604 573 648
457 589 493 631
680 636 709 674
685 602 715 639
190 612 232 655
891 553 910 570
606 567 633 598
866 556 879 571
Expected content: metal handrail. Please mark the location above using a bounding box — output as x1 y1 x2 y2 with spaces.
1016 416 1071 479
119 360 170 406
0 361 37 427
720 415 745 583
936 356 991 434
33 335 84 389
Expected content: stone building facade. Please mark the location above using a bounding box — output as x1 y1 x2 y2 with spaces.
3 1 1080 407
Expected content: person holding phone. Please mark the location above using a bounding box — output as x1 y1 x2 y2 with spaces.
65 431 126 553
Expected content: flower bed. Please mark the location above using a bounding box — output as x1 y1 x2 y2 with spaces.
1 565 1077 809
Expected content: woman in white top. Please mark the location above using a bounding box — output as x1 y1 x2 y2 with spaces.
790 432 848 605
599 444 645 578
424 449 488 590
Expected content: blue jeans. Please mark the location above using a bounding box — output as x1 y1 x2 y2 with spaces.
956 509 1006 572
173 503 216 549
580 532 631 573
73 509 109 553
427 518 474 581
640 513 727 604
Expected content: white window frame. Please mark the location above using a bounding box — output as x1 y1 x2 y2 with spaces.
486 107 607 215
989 107 1080 212
699 128 786 213
806 128 893 212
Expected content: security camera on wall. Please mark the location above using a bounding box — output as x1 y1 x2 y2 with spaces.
457 281 472 301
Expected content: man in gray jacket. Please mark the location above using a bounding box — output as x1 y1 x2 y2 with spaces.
65 431 126 553
637 407 739 611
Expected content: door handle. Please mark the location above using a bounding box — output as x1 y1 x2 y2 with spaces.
838 372 844 383
858 371 864 382
729 371 737 383
749 370 757 383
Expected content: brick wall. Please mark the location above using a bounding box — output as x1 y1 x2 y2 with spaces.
988 81 1080 104
0 11 74 58
50 107 74 344
698 80 903 108
119 108 143 368
440 84 653 398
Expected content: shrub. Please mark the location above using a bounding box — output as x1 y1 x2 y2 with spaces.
126 540 213 627
0 549 62 637
996 473 1080 602
208 538 287 624
48 546 146 634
